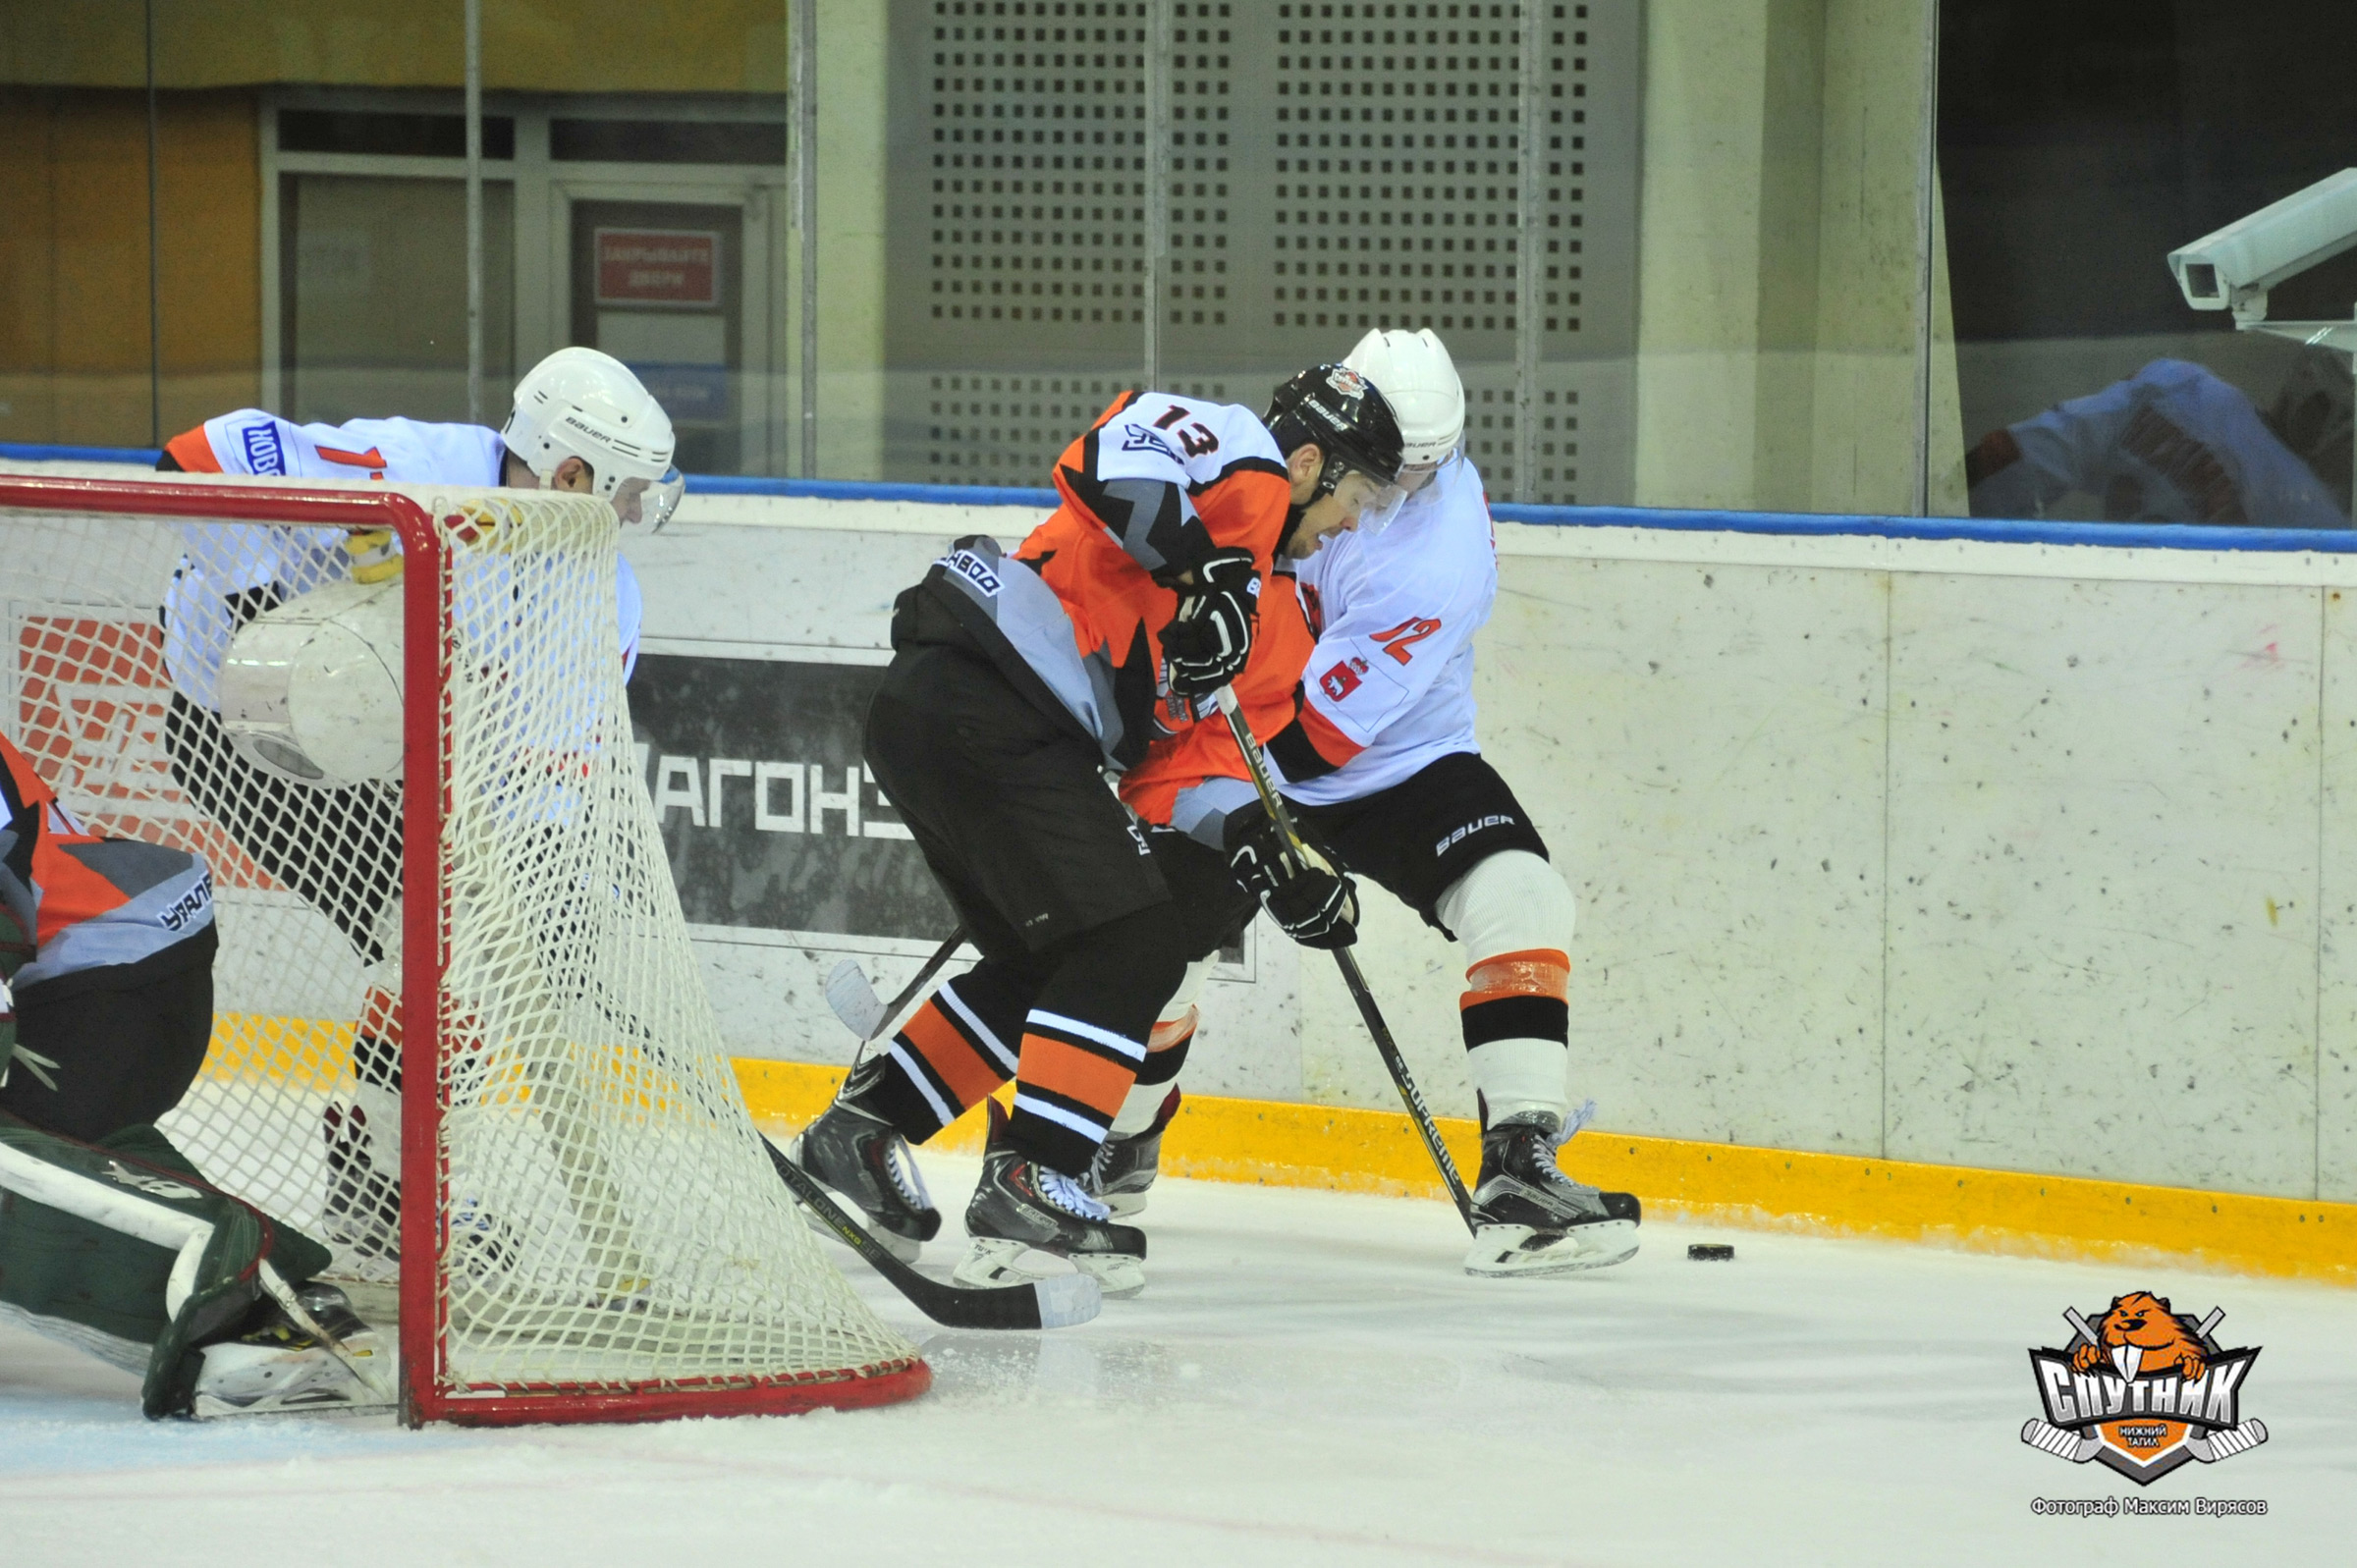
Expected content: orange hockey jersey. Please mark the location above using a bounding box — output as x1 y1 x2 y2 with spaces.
910 390 1293 770
0 734 216 998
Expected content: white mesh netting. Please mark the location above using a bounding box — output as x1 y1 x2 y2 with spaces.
1 483 920 1416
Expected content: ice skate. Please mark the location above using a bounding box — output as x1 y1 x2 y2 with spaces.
956 1099 1147 1299
786 1056 943 1264
1463 1110 1641 1277
191 1283 394 1418
1087 1086 1180 1217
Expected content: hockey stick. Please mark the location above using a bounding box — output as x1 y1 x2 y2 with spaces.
1212 687 1478 1230
763 1137 1101 1330
823 926 968 1043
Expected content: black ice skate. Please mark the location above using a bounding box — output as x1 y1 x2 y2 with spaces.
322 1101 401 1271
786 1056 943 1264
956 1099 1147 1299
1463 1110 1641 1277
1086 1086 1181 1217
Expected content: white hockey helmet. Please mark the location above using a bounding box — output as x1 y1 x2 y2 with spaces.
1343 327 1464 480
502 347 685 529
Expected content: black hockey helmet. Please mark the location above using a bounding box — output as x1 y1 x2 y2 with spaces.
1265 363 1408 506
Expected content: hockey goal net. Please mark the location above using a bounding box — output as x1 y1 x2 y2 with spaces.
0 473 924 1425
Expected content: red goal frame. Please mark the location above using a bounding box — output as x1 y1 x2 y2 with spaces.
0 474 930 1426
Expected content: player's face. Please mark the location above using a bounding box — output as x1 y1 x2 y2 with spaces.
611 476 649 525
1286 469 1394 559
591 467 686 530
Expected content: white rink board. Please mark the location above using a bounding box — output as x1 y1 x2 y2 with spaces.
623 493 1306 1106
628 490 2357 1204
12 459 2355 1201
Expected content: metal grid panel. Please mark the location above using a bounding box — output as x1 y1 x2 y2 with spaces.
888 0 1639 504
909 0 1156 485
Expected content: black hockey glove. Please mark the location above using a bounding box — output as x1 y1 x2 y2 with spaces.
1225 811 1358 949
1159 547 1259 699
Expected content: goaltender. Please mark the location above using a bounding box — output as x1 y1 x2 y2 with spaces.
0 733 384 1417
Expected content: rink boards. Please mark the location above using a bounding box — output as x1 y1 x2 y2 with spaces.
626 486 2357 1223
8 452 2357 1277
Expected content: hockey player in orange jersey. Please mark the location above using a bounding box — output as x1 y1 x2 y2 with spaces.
1101 330 1643 1278
789 366 1403 1297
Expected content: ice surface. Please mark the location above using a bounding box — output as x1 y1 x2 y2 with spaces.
6 1154 2351 1567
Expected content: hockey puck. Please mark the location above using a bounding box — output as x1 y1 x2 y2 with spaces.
1687 1243 1735 1261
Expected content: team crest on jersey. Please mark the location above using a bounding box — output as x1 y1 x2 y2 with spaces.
1319 656 1369 702
1118 423 1181 463
239 421 287 475
2021 1293 2268 1486
1325 365 1371 401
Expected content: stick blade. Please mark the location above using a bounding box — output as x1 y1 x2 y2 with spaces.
918 1271 1102 1331
824 957 887 1041
1028 1272 1103 1329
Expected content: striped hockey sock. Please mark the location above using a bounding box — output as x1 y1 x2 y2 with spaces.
1110 1006 1194 1137
1460 946 1571 1127
857 974 1023 1141
1007 1008 1149 1174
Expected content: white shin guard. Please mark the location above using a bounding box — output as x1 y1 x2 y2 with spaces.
1110 958 1212 1137
1436 850 1578 1126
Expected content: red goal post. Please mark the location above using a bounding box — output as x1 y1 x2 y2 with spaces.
0 473 927 1425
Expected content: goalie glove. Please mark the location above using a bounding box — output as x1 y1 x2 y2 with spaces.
1225 810 1358 949
1159 547 1259 699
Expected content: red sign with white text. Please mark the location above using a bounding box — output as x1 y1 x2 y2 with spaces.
594 229 719 306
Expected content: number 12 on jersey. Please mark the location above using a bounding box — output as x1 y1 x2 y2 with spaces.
1373 617 1442 665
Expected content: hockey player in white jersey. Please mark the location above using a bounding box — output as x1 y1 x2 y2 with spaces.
1109 329 1638 1276
152 347 681 1271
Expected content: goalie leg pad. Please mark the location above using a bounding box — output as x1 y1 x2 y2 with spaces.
0 1107 332 1418
1436 850 1576 1125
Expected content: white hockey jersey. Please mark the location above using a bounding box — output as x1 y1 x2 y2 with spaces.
160 410 643 707
1277 450 1495 804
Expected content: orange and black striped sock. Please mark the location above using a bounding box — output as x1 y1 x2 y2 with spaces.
1006 1007 1149 1173
1460 947 1571 1052
857 975 1023 1140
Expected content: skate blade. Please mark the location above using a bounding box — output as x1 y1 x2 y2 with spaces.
955 1236 1146 1300
1463 1219 1640 1277
1102 1191 1150 1218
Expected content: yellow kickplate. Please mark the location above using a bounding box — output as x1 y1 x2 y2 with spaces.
733 1057 2356 1285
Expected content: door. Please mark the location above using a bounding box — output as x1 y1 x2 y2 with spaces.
558 188 773 475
